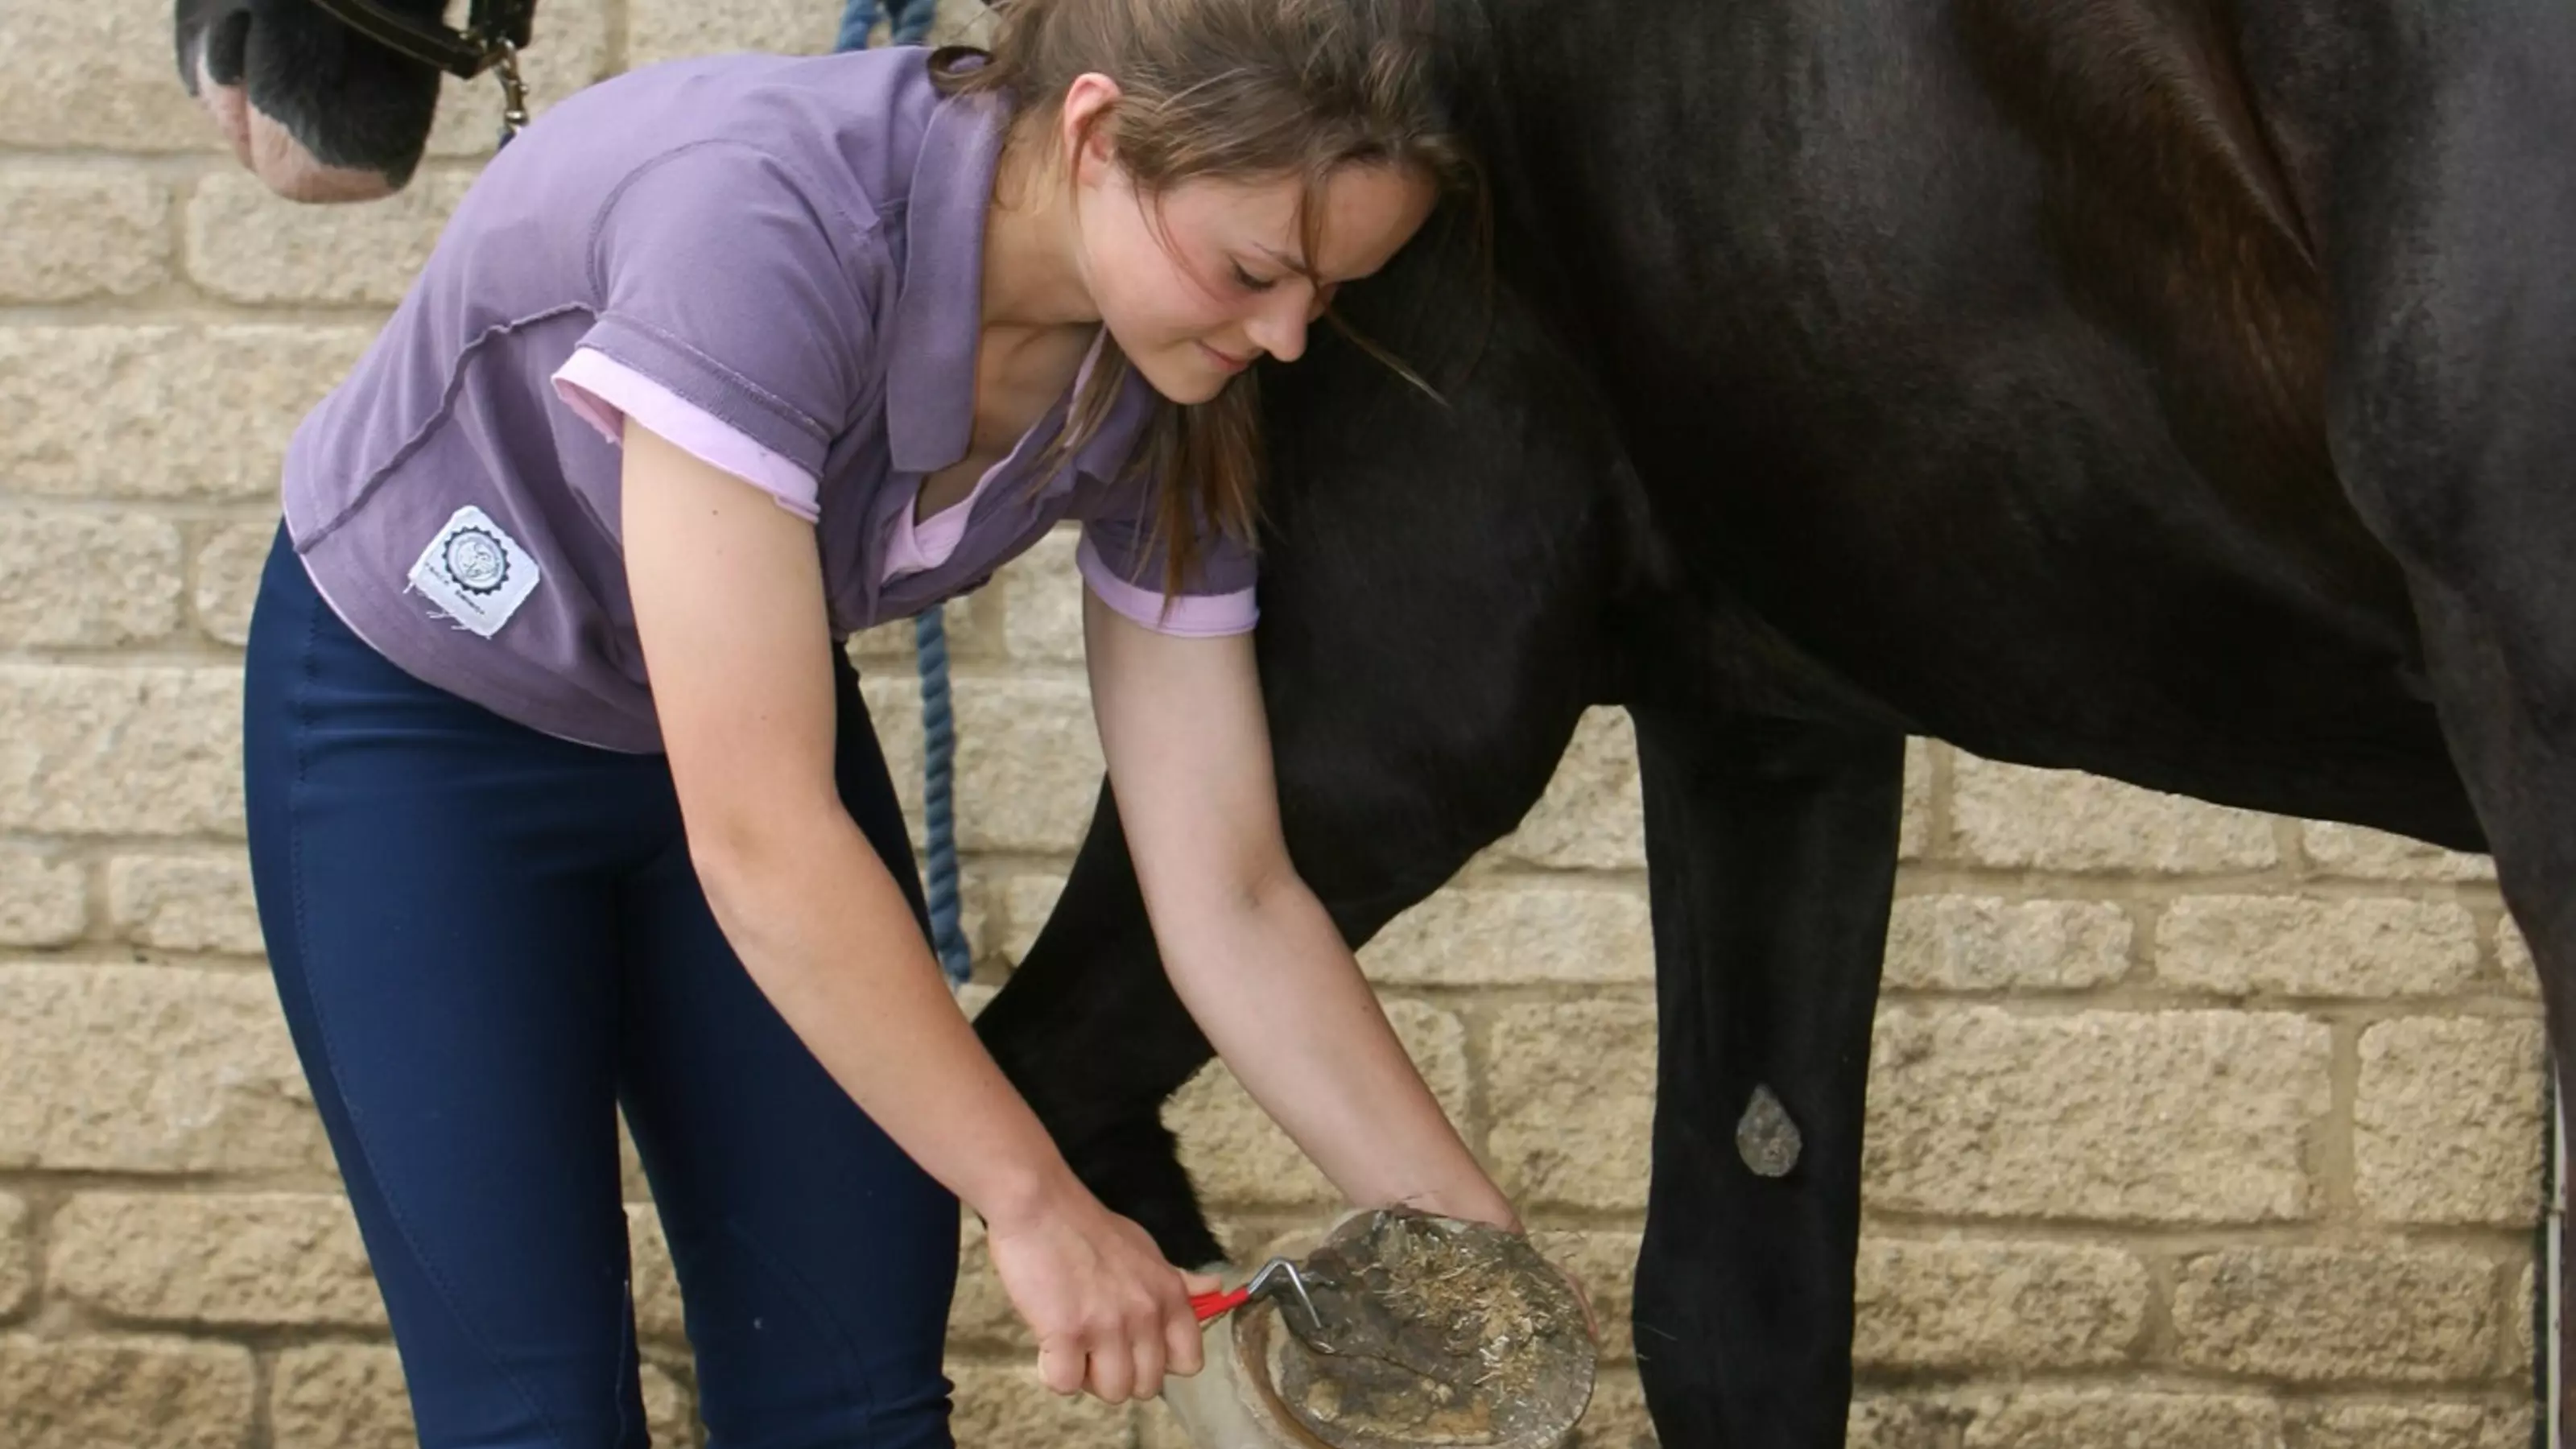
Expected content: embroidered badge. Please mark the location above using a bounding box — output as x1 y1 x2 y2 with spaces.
407 505 542 638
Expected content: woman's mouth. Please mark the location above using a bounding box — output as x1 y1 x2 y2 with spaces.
1198 342 1253 374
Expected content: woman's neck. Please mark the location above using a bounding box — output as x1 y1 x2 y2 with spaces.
980 134 1101 332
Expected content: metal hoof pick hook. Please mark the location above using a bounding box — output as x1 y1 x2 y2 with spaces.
1190 1256 1327 1342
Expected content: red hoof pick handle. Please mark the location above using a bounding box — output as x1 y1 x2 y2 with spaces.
1188 1257 1323 1327
1188 1284 1253 1321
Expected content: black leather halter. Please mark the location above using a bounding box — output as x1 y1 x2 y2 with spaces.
303 0 535 138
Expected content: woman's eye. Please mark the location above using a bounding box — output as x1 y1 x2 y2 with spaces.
1231 263 1276 293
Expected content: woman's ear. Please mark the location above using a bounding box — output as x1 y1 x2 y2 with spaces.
1059 72 1125 184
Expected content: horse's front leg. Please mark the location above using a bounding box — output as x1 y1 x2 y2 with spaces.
1629 708 1906 1449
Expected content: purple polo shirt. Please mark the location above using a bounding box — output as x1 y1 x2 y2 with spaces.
280 47 1257 754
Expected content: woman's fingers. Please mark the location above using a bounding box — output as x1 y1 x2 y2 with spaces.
1084 1327 1137 1403
1036 1338 1086 1397
1164 1290 1208 1378
1128 1299 1170 1400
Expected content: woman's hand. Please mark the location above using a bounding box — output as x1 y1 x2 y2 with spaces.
985 1184 1223 1402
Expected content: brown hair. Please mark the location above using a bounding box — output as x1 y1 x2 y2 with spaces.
930 0 1477 597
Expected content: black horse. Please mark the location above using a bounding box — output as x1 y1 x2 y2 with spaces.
176 0 2576 1443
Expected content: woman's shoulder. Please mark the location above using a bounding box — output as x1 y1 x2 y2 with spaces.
506 48 948 230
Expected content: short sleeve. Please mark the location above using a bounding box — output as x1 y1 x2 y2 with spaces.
555 142 881 502
1076 474 1259 638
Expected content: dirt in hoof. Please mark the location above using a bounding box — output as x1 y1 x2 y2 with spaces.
1245 1208 1595 1449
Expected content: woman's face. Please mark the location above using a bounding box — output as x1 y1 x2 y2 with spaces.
1063 86 1439 403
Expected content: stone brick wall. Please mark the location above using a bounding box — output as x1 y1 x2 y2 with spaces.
0 0 2549 1442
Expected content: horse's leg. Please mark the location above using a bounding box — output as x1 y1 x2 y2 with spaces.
1628 708 1905 1449
2310 3 2576 1422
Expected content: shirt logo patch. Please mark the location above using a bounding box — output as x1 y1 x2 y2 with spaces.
408 505 541 638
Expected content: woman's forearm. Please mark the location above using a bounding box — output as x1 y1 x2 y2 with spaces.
692 807 1080 1228
1157 870 1519 1230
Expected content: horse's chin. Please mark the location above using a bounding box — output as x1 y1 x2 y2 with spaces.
195 45 400 203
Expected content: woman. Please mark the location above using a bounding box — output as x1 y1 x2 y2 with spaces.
241 0 1531 1443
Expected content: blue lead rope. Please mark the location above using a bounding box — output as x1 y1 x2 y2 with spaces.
830 0 973 989
913 609 972 986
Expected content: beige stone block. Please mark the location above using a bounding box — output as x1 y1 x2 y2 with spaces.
925 0 997 45
1852 1237 2148 1371
1849 1394 1958 1449
188 169 473 304
0 1192 28 1318
1570 1368 1654 1447
1863 1006 2330 1224
1527 1230 1639 1364
1959 1390 2281 1448
629 0 841 67
851 593 1001 667
996 873 1067 966
953 678 1106 853
2155 896 2480 997
2516 1261 2537 1380
0 0 227 151
0 1335 255 1449
1496 708 1645 870
0 507 185 648
50 1192 379 1327
1897 737 1930 861
270 1344 696 1449
0 962 324 1173
2355 1017 2549 1225
951 1211 1034 1351
107 852 264 956
2294 1402 2533 1449
0 168 170 302
0 326 376 502
947 1362 1136 1449
1487 999 1654 1212
2303 821 2496 881
618 1115 653 1202
0 667 244 837
852 617 919 663
628 1207 686 1344
861 675 928 840
0 844 87 947
1361 884 1652 986
1880 896 2130 993
642 1367 700 1449
955 589 1009 661
865 663 1033 858
1172 1000 1470 1205
1541 1377 1963 1449
2171 1246 2500 1382
1951 755 2277 873
424 0 616 158
195 520 280 649
270 1344 422 1449
1137 1396 1191 1449
2501 918 2538 997
848 649 1014 858
1000 526 1087 665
